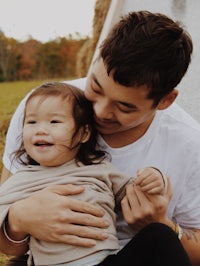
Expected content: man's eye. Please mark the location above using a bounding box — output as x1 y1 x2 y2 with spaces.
119 106 137 113
92 87 101 94
118 102 138 113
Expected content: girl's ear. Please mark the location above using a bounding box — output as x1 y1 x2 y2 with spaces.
80 125 91 143
157 89 179 110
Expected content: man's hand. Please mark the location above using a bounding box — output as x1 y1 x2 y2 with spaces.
121 176 172 231
121 178 200 265
8 184 109 248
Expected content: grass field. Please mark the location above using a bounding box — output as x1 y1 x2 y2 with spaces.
0 79 67 265
0 254 10 266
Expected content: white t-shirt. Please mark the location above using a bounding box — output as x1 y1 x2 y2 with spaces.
3 77 200 248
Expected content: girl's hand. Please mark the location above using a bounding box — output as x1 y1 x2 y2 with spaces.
135 167 166 194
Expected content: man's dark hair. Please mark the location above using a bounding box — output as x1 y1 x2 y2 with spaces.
100 10 193 106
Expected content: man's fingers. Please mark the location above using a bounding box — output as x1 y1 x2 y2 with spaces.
45 184 85 195
166 176 172 199
126 184 150 206
58 223 108 241
139 181 163 193
67 200 105 217
59 235 97 247
44 184 105 217
57 210 109 228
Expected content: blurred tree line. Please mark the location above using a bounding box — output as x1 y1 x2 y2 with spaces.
0 30 89 81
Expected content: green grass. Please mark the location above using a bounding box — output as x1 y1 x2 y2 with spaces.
0 253 10 266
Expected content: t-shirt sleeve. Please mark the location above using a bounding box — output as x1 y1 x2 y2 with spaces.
173 151 200 229
62 77 87 91
3 92 31 173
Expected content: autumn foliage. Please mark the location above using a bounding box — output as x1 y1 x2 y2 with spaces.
0 31 89 81
0 0 112 81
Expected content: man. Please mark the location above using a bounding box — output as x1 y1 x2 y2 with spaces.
1 11 200 265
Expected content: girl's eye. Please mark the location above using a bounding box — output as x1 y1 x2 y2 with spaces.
51 120 61 123
27 120 36 124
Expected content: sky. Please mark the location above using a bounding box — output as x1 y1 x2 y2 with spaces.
0 0 96 42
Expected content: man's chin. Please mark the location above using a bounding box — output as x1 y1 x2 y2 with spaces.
96 126 115 136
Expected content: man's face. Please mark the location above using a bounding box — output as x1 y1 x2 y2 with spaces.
85 58 157 146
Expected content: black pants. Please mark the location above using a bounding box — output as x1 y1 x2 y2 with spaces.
97 223 191 266
4 223 192 266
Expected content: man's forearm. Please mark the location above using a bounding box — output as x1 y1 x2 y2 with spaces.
0 226 28 256
164 218 200 265
181 227 200 266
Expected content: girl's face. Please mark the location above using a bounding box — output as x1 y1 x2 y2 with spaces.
23 95 81 166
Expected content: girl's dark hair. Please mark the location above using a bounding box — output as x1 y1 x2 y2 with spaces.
100 11 193 106
15 82 107 166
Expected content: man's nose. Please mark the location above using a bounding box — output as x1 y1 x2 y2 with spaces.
93 100 114 119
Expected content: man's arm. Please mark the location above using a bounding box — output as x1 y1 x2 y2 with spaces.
0 168 29 255
0 226 29 256
181 227 200 266
0 184 109 256
121 180 200 265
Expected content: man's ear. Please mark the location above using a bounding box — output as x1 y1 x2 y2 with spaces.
157 89 179 110
80 125 91 143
